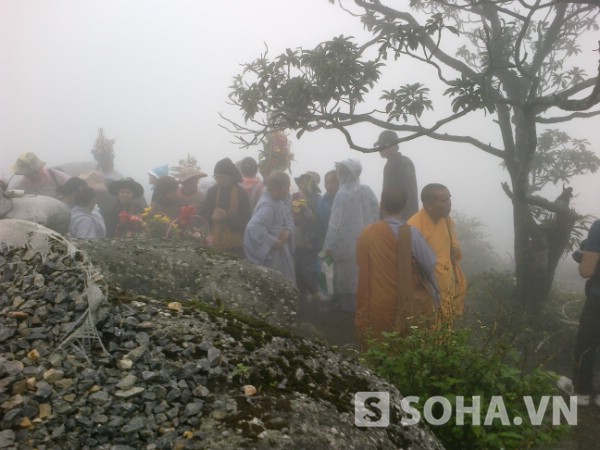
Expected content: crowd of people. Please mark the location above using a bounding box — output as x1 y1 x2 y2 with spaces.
3 129 468 353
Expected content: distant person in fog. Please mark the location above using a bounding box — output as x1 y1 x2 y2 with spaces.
292 172 322 304
56 177 87 208
69 186 106 239
104 177 145 237
244 171 295 282
176 166 207 212
239 157 264 210
150 176 181 220
322 159 379 312
408 183 466 326
147 165 169 189
9 152 70 198
375 130 418 220
316 170 339 250
200 158 251 257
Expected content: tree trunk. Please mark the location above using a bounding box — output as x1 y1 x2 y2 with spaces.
512 191 577 316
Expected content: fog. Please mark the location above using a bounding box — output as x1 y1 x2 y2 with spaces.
2 0 599 262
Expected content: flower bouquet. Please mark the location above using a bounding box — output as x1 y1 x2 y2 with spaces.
166 205 212 246
116 211 145 237
258 130 294 176
140 207 173 238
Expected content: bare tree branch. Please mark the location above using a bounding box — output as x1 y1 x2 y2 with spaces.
537 109 600 122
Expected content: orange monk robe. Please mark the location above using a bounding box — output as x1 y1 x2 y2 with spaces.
408 209 467 321
355 221 435 348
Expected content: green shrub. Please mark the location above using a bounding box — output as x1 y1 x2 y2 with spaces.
363 325 569 449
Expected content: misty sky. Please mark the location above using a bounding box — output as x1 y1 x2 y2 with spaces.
1 0 599 256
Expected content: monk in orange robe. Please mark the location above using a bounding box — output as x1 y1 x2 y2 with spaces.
408 183 467 325
355 189 440 350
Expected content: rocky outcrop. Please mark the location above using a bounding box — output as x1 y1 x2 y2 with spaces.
0 221 443 449
73 237 297 330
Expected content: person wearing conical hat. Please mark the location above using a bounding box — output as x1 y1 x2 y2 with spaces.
9 152 70 198
176 166 207 213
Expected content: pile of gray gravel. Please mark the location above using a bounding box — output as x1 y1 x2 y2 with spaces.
0 220 443 449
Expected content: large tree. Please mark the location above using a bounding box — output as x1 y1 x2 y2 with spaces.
224 0 600 314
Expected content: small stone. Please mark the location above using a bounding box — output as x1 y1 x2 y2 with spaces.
33 273 45 288
0 430 15 448
207 348 221 367
20 416 32 428
242 385 257 396
26 377 36 391
27 349 40 362
166 388 181 403
91 412 108 424
114 387 144 398
54 378 74 389
43 368 64 383
34 381 52 399
121 416 145 433
88 390 111 405
2 394 24 410
3 360 24 376
38 403 52 419
0 327 15 342
47 353 63 367
211 409 227 420
183 401 203 416
167 302 182 312
116 358 134 370
192 385 209 397
116 374 137 390
141 370 156 381
11 379 28 396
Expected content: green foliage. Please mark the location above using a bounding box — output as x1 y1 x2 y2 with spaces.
464 270 584 374
382 83 433 122
230 362 251 383
227 35 383 145
531 130 600 193
444 75 496 114
364 325 568 449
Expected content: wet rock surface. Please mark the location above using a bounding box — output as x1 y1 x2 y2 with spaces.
0 225 443 449
73 238 297 329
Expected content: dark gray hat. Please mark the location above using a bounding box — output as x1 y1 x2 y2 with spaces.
108 177 144 198
374 130 399 148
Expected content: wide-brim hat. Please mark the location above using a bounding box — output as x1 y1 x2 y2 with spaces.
80 170 108 192
374 130 399 148
178 166 208 183
13 152 45 175
108 177 144 198
294 173 321 193
147 164 169 179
